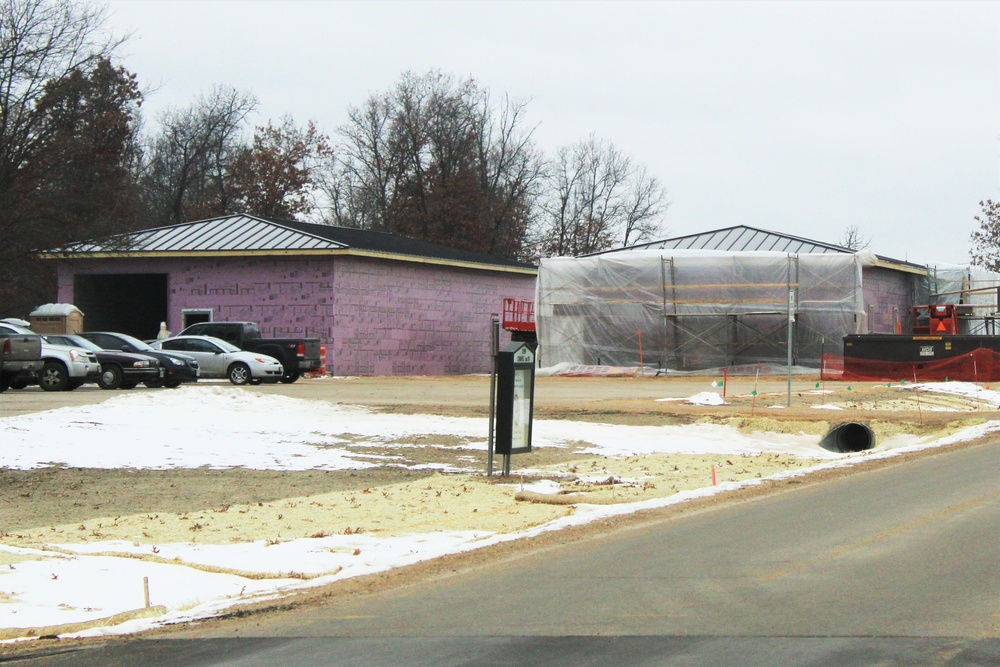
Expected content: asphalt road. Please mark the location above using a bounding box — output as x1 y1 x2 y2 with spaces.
14 437 1000 666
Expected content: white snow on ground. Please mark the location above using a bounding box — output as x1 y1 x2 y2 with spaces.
684 391 726 406
900 381 1000 406
1 383 997 641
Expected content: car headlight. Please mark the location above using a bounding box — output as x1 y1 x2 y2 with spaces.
132 360 150 368
168 357 184 366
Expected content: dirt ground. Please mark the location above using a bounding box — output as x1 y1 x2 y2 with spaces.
0 374 990 549
0 372 996 640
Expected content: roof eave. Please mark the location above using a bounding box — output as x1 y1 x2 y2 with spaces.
39 248 538 275
870 257 927 275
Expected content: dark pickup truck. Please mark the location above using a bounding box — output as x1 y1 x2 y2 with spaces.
177 321 322 383
1 331 43 392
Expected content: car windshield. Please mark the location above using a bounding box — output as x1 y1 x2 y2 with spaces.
115 333 155 351
210 338 241 353
0 322 33 335
51 336 101 352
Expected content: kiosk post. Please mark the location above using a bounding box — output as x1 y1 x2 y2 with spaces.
487 316 500 476
493 342 536 476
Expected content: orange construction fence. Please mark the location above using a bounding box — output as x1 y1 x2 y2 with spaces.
821 348 1000 382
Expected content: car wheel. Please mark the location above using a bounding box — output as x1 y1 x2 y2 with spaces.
9 380 28 390
279 370 300 384
66 380 84 391
39 362 69 392
144 378 165 388
164 380 182 388
98 364 124 390
228 363 251 385
120 381 138 390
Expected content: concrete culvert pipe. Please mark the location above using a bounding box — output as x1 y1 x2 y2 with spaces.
820 422 876 453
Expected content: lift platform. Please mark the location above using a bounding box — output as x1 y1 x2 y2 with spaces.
502 298 536 343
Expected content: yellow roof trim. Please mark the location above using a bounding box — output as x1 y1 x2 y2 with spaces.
39 248 538 275
870 259 927 275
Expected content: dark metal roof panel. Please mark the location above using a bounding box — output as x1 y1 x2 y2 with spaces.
82 216 349 253
49 214 536 270
584 224 925 270
739 231 757 250
699 230 726 249
622 225 850 255
273 218 536 268
763 233 787 252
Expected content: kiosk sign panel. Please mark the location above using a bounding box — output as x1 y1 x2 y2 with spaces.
495 342 535 455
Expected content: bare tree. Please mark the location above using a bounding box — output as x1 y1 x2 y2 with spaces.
621 165 668 248
840 224 872 251
969 199 1000 270
473 91 543 257
535 134 667 258
321 71 669 261
140 85 257 225
321 94 397 230
537 143 597 258
324 70 541 259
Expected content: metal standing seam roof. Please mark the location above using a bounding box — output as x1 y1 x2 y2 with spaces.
59 215 347 253
622 225 850 254
47 214 537 272
592 224 926 272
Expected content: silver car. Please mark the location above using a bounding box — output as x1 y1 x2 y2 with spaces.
0 321 100 391
150 335 283 385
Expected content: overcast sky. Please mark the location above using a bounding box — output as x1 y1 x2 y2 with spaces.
104 1 999 265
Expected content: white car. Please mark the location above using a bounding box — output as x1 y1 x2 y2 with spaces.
150 335 283 385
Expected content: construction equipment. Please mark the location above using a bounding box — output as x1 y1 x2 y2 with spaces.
501 298 536 343
839 302 1000 381
911 304 958 334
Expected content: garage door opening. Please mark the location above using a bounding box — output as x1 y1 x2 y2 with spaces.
74 273 167 339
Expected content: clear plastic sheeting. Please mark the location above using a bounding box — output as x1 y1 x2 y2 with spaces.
924 264 1000 334
537 249 866 371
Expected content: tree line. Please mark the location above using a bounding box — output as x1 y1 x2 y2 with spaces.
0 0 669 316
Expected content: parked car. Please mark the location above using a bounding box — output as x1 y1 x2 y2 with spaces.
43 334 163 390
0 321 100 391
0 330 42 392
79 332 200 388
150 335 283 385
177 321 321 383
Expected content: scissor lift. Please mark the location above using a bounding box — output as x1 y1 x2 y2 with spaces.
501 298 536 343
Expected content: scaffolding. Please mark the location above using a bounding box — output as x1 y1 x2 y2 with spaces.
536 249 869 371
923 264 1000 335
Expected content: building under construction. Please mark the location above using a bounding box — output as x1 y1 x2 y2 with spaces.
535 226 1000 374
